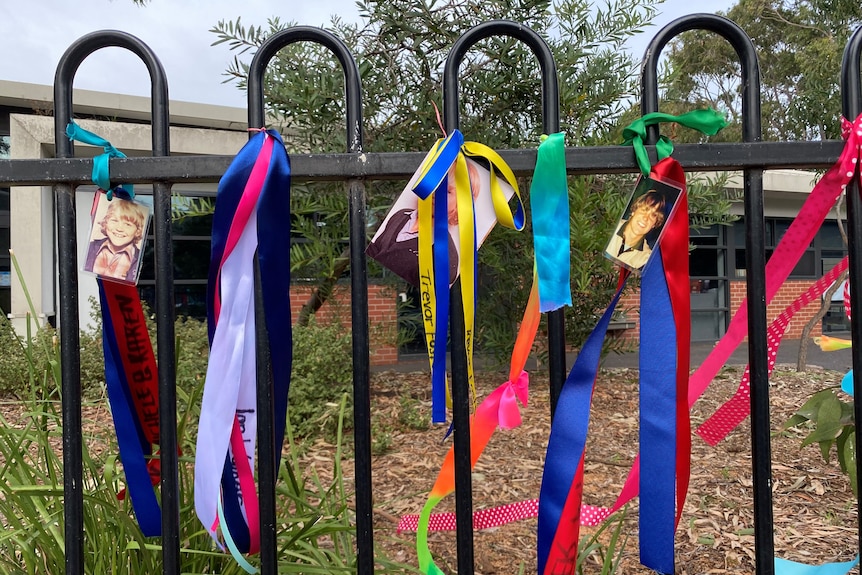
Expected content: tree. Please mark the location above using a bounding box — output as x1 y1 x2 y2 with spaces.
210 0 730 357
663 0 862 142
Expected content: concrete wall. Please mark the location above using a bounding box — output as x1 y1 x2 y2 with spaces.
8 113 247 334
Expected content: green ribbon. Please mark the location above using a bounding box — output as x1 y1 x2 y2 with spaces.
622 109 729 176
65 121 134 199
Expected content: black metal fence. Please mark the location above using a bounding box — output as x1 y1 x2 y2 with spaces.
0 11 861 575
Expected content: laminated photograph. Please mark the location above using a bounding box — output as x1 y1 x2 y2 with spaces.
367 155 514 287
82 191 152 285
604 176 683 274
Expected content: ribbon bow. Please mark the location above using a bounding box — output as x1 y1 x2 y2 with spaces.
66 121 134 199
497 370 529 430
622 109 728 176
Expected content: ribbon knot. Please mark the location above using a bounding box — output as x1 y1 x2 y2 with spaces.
498 370 529 430
66 121 133 199
622 109 728 176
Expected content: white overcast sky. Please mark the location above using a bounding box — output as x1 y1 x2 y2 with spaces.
0 0 734 109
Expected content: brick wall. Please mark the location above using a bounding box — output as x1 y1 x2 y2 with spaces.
613 279 826 343
289 283 399 366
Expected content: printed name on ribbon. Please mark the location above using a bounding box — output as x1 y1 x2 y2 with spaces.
406 133 567 575
99 279 163 536
65 123 162 536
410 131 525 423
195 129 292 569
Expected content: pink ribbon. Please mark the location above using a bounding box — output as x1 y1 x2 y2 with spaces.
497 370 529 430
697 257 849 445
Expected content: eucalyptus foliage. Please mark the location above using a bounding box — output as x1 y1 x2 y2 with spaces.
210 0 672 356
664 0 862 141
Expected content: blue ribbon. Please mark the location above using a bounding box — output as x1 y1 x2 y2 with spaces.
413 131 464 200
431 173 451 424
207 129 293 552
775 556 860 575
537 281 625 574
99 281 161 536
65 121 134 199
638 247 677 574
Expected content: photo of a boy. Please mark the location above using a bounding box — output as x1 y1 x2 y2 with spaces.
604 177 681 273
84 195 149 284
367 159 482 287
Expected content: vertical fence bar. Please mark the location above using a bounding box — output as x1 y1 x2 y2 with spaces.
640 14 770 573
247 28 370 575
53 30 176 575
840 23 862 564
443 20 560 573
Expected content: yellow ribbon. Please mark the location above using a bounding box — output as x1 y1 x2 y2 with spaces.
414 136 524 411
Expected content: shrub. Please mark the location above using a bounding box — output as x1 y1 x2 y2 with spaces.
289 317 353 440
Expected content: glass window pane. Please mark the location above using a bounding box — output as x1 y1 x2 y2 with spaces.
790 250 816 277
690 247 719 276
820 222 846 249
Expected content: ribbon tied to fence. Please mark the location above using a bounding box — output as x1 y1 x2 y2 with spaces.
65 122 161 536
195 129 292 572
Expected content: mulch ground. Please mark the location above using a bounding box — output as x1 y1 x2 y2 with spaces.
312 364 860 574
3 363 858 573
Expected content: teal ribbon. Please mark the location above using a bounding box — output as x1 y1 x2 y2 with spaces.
775 555 859 575
65 121 134 199
530 132 571 312
622 109 729 176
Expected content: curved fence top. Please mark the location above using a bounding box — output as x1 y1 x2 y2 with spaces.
442 20 559 134
247 26 363 154
842 25 862 120
53 30 170 159
640 13 762 144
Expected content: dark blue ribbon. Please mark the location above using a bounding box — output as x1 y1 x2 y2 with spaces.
431 173 451 423
537 281 625 574
207 130 292 553
638 248 677 574
99 281 161 537
413 132 463 200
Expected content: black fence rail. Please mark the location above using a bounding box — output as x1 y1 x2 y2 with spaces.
0 11 859 575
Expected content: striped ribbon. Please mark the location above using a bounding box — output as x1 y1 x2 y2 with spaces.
195 129 292 567
413 132 525 423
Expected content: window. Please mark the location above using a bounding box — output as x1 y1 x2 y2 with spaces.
137 194 213 319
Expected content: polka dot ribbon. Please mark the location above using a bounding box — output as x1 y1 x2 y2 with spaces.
395 498 617 533
696 256 849 445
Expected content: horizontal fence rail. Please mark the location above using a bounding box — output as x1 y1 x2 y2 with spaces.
0 140 850 185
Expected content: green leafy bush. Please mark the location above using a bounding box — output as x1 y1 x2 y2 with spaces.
784 388 857 497
289 317 354 440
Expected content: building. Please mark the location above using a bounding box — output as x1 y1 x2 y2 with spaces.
0 80 848 366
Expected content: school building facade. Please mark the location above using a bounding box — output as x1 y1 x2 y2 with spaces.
0 80 847 366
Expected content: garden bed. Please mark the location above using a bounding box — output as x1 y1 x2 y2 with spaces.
341 364 859 574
